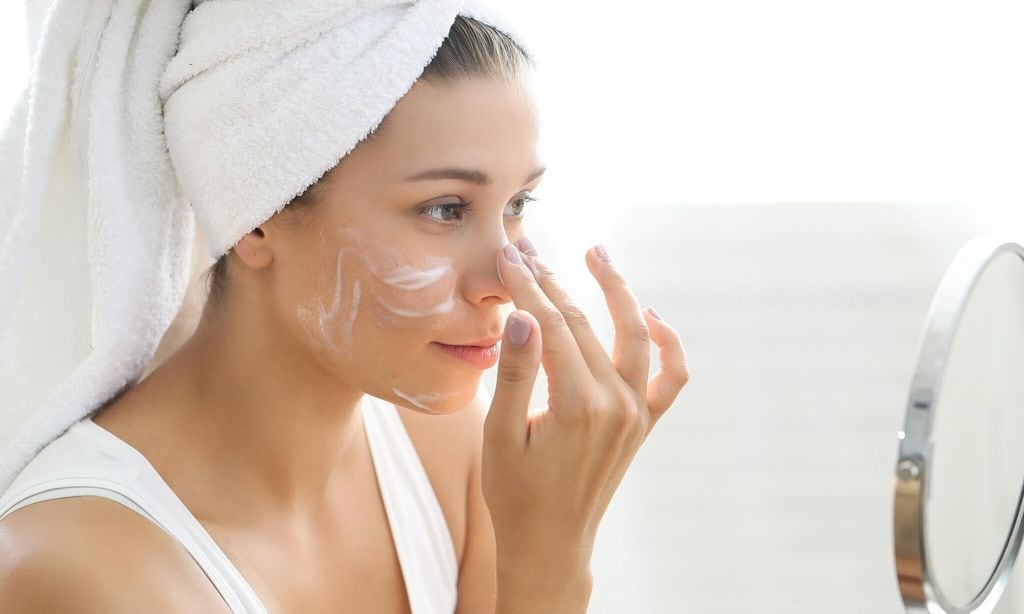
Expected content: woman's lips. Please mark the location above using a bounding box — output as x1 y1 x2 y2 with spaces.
432 341 500 369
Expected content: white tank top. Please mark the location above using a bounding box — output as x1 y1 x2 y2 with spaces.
0 394 459 614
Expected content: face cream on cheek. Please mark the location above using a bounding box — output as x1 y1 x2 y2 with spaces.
322 250 346 335
296 237 362 356
381 263 451 290
297 225 459 354
349 279 361 324
374 292 455 319
296 228 478 411
363 253 458 330
332 225 458 326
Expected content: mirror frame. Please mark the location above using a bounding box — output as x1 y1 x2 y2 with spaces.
894 233 1024 614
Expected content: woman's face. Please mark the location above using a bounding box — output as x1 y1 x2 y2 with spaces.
263 75 543 414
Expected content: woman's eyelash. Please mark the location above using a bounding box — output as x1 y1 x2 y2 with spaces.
420 202 476 224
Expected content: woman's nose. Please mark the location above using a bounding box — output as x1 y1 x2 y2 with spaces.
461 233 516 306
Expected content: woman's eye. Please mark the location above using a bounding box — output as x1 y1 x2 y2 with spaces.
421 202 473 224
506 195 539 218
419 195 539 227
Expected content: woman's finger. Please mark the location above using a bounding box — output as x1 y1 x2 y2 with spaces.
642 307 689 419
586 309 688 532
584 244 651 395
487 309 543 448
497 242 597 406
515 237 620 384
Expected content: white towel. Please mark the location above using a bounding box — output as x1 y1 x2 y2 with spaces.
0 0 532 495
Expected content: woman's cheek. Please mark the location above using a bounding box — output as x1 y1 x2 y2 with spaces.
292 232 476 413
294 225 458 357
295 246 361 357
367 259 457 330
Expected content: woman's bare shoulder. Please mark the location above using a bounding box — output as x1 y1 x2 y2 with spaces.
0 496 231 613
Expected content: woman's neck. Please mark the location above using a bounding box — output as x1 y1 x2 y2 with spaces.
95 296 369 524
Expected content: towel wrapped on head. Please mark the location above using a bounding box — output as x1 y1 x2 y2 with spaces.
0 0 531 494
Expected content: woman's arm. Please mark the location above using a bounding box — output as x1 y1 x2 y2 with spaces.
0 497 232 613
494 563 593 614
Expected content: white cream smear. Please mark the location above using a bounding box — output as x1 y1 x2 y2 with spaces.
296 226 464 411
365 253 456 325
392 386 462 412
375 294 455 318
317 250 348 354
381 263 451 290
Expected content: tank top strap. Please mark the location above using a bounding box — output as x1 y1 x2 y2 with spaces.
360 394 460 614
0 418 268 614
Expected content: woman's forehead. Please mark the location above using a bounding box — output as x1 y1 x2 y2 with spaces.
361 79 539 164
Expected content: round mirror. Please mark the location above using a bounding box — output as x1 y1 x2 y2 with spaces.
894 234 1024 614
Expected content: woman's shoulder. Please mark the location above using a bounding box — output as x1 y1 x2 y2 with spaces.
0 495 231 613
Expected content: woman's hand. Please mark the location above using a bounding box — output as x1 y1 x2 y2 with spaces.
482 237 689 609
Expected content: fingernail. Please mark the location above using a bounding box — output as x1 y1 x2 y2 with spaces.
647 306 663 321
516 236 538 256
503 243 523 265
507 312 531 346
595 244 613 266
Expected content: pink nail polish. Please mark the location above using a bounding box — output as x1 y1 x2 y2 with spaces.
507 312 531 347
503 243 523 265
517 236 538 256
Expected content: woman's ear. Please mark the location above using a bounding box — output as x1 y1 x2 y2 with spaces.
233 226 275 271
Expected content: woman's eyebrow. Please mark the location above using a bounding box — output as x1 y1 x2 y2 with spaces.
402 166 546 186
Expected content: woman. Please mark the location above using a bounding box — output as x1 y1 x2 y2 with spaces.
0 3 688 613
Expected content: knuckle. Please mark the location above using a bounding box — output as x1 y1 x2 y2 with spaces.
498 361 535 385
676 365 691 386
611 274 633 292
560 303 590 328
635 409 651 435
578 392 602 417
612 403 635 430
568 393 602 428
538 306 569 332
531 255 553 277
619 395 641 424
630 321 651 344
602 390 638 429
